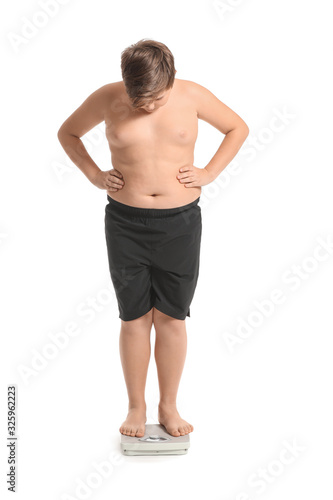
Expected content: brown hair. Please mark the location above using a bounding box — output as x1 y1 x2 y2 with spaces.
121 39 176 109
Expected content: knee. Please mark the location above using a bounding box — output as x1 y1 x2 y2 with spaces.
153 307 185 330
121 308 153 331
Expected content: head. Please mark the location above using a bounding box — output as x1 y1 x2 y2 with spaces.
121 39 176 112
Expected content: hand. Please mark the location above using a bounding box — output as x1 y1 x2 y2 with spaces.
91 168 125 192
176 165 212 188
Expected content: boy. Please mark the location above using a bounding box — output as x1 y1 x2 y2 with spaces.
57 39 249 438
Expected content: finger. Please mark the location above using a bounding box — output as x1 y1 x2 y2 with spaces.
184 180 197 187
177 172 192 180
178 174 194 182
108 183 122 190
108 176 124 186
108 173 122 181
112 170 123 178
106 178 123 190
105 179 117 188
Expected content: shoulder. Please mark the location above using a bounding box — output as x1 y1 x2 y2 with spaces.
58 82 122 137
87 82 121 101
174 78 210 97
175 79 248 133
174 79 217 114
79 82 127 117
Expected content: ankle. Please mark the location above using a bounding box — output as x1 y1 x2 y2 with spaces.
158 400 177 408
128 402 146 411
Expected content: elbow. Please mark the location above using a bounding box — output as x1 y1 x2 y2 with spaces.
227 121 249 139
57 126 76 144
234 122 249 150
237 124 249 146
240 121 249 138
241 125 249 148
57 126 65 143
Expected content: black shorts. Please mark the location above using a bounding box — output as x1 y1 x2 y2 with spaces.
104 195 202 321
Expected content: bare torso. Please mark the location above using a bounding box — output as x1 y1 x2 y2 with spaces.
104 79 201 208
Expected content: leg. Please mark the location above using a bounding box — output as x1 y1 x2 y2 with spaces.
119 308 153 436
153 307 194 437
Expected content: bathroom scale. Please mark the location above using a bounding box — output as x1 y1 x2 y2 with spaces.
120 424 190 455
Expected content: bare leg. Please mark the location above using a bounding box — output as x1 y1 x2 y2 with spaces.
119 308 153 437
153 307 194 437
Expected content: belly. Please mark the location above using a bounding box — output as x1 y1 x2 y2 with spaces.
107 161 202 208
105 97 201 208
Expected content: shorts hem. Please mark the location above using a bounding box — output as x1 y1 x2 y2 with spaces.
119 305 153 322
153 304 189 320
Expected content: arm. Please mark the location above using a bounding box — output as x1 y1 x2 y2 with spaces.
189 81 249 182
57 84 124 192
57 85 108 183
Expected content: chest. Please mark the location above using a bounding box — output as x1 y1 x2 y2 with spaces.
105 107 198 148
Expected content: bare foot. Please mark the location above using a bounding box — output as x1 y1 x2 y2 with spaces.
119 406 147 437
158 402 194 437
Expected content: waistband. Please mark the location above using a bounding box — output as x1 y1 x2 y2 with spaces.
106 195 200 218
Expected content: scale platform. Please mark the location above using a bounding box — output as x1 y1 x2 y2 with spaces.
120 424 190 456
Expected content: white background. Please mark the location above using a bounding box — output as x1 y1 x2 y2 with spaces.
1 0 333 499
